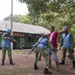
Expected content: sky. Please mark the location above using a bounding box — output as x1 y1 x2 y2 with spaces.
0 0 29 20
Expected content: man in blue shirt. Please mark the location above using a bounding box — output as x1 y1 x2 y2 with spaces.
34 33 53 74
60 26 75 68
1 29 16 66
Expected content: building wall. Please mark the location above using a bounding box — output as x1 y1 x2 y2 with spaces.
14 33 39 49
0 32 39 49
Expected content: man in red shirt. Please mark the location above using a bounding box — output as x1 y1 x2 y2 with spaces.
47 26 68 71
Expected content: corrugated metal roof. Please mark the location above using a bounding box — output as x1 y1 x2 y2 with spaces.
0 20 50 34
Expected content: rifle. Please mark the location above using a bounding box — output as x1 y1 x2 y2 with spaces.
4 33 14 41
25 37 43 58
4 33 18 43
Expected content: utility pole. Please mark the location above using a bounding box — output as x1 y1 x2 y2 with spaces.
11 0 13 35
11 0 13 50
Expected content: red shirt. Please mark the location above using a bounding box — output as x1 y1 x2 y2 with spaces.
48 32 58 48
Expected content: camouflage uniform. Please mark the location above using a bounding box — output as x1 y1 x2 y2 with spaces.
60 26 75 68
34 35 53 74
1 29 16 66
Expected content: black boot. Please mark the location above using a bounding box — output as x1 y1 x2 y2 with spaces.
60 60 65 65
1 60 4 66
34 63 38 70
10 59 15 65
72 61 75 68
43 68 52 74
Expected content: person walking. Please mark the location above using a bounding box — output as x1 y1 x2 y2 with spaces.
60 26 75 68
1 28 16 66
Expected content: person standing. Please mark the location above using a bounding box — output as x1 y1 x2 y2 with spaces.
20 38 23 50
1 29 16 66
60 26 75 68
34 34 53 74
47 26 68 71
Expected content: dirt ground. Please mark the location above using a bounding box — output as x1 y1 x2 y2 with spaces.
0 49 75 75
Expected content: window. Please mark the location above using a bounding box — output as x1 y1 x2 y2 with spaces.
28 35 34 42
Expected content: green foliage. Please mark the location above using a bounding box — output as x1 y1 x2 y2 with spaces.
16 0 75 33
4 0 75 34
4 15 33 24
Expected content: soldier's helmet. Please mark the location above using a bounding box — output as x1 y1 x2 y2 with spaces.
62 26 68 30
6 29 11 33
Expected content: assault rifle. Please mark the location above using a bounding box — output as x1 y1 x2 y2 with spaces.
25 37 43 58
4 33 18 43
4 33 14 41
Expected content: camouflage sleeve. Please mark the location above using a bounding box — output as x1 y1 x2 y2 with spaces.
60 37 63 47
1 33 8 40
70 34 74 49
2 33 15 42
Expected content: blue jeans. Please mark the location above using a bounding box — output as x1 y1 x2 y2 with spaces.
47 48 58 62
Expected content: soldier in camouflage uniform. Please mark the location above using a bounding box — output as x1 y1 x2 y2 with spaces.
1 29 16 66
34 34 53 74
60 26 75 68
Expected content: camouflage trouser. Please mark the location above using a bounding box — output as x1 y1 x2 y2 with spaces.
2 46 12 60
34 47 49 68
62 47 74 61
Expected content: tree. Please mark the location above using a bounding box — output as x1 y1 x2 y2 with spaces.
18 0 75 33
18 1 75 22
4 15 33 24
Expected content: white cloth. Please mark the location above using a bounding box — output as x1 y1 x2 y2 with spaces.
49 31 55 41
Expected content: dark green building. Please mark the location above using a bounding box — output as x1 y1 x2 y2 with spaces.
0 20 49 49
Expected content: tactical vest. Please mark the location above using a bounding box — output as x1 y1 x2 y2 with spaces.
2 33 13 48
62 33 71 48
37 38 48 49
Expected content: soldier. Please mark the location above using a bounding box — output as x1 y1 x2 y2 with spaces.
34 34 53 74
60 26 75 68
1 28 16 66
